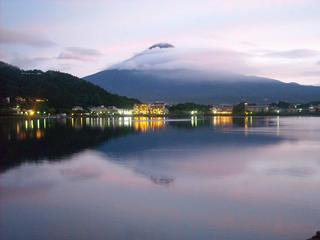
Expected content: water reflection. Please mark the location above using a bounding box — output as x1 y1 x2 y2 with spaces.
0 117 135 172
212 115 233 127
1 116 319 240
0 116 290 177
2 116 282 141
133 117 165 132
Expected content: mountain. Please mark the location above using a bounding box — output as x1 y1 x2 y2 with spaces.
85 43 320 104
0 61 139 109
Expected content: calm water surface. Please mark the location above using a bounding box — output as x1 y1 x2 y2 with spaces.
0 116 319 240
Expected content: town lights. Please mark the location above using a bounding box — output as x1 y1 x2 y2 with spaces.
190 110 198 115
123 110 133 116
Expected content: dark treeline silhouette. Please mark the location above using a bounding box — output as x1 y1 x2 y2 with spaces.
168 102 211 114
0 61 139 111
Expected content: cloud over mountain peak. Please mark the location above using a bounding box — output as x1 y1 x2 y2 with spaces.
110 44 253 75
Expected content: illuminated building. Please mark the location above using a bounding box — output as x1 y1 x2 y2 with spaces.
104 106 119 115
134 104 150 115
134 102 167 115
149 102 167 115
117 108 133 116
90 105 109 115
21 109 36 116
211 105 233 115
89 106 133 116
13 97 49 115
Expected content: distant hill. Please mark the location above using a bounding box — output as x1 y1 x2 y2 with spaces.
85 44 320 104
0 61 139 109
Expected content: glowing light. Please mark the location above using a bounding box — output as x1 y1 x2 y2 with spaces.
123 117 131 127
216 111 232 115
212 116 233 126
134 104 150 115
36 129 44 139
134 103 167 115
211 105 233 115
133 117 165 132
190 110 198 115
16 123 20 134
191 116 198 126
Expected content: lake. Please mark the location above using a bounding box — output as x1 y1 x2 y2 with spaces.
0 116 319 240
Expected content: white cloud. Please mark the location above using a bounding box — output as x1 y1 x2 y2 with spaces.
111 46 254 75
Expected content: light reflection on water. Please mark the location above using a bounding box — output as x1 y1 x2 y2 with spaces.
0 116 319 240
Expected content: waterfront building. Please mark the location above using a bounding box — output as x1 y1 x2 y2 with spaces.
211 105 233 115
245 103 269 113
89 105 109 115
149 102 167 115
133 104 150 115
134 102 167 115
117 108 133 116
89 105 133 116
106 106 119 115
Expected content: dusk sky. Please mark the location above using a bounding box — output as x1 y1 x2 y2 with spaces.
1 0 320 85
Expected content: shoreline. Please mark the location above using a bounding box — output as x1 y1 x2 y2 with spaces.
1 113 319 120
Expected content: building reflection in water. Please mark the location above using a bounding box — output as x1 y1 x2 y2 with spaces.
10 119 47 141
211 116 270 131
133 117 165 132
212 116 233 127
6 116 278 142
69 117 133 129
